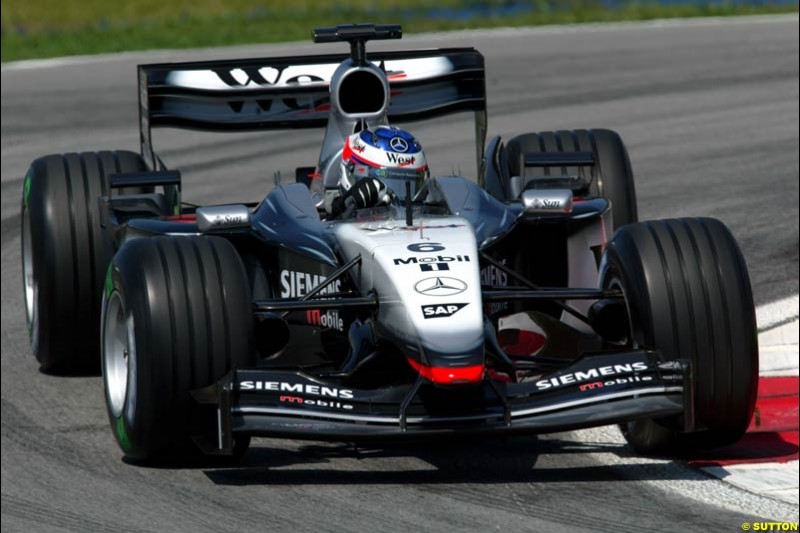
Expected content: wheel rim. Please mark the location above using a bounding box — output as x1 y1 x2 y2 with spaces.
21 206 38 343
104 291 136 419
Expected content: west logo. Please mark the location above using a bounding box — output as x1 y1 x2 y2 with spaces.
386 152 416 165
421 303 468 319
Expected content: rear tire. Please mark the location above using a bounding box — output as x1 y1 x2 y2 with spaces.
22 151 149 373
600 218 758 453
505 129 638 228
101 236 255 462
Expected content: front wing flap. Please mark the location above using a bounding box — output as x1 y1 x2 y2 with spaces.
193 350 690 453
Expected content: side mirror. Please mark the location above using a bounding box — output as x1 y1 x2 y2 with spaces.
196 204 250 232
521 189 573 215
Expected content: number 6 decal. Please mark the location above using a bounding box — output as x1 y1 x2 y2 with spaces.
407 242 445 253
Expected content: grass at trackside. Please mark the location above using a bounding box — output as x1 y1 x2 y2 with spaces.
2 1 798 63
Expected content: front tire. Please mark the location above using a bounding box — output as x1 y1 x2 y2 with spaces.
600 218 758 453
101 236 255 462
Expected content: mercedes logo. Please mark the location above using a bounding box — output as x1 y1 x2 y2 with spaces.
414 277 467 297
389 136 409 153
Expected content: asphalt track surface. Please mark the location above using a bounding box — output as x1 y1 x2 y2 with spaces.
2 15 798 533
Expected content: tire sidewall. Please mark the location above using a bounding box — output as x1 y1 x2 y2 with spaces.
101 252 170 460
23 164 59 367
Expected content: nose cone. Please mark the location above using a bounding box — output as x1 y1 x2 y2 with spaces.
405 346 485 385
333 217 486 385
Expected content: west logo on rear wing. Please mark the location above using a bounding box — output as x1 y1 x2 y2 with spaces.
137 49 487 172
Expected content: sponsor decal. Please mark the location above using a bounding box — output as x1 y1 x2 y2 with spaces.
579 375 653 392
414 277 467 297
280 395 354 410
529 198 562 209
386 152 416 166
422 303 468 319
389 137 409 153
239 381 355 399
393 254 471 273
209 214 246 226
306 309 344 331
408 242 445 253
168 67 330 114
352 138 366 153
480 262 508 287
481 259 509 313
362 224 465 233
535 361 649 391
280 270 342 298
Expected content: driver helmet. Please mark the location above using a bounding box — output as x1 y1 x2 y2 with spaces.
340 125 429 200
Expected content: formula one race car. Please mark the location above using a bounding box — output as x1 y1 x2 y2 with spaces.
21 24 758 461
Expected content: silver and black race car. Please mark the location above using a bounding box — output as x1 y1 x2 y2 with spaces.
21 24 758 462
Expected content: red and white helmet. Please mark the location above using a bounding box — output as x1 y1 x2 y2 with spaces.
341 125 429 200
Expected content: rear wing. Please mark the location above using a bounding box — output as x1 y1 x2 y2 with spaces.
138 48 487 172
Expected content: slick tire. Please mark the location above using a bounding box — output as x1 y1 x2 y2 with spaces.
600 218 758 453
101 236 255 462
506 129 638 228
21 151 150 373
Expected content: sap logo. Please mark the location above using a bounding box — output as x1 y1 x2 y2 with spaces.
421 303 468 319
280 270 342 298
386 152 416 166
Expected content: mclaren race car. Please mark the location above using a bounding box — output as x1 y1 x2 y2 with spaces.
21 24 758 461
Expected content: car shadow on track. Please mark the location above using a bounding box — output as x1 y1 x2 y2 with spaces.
202 435 696 486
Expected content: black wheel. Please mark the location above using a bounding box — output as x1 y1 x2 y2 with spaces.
600 218 758 453
101 236 255 462
21 151 149 373
505 129 638 228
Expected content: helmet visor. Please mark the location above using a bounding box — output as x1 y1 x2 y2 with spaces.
349 164 428 201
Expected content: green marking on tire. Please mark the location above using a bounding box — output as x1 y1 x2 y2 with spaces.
172 185 182 215
23 173 32 207
104 264 114 299
116 417 131 451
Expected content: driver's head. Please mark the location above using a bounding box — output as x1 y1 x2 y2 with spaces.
340 126 429 200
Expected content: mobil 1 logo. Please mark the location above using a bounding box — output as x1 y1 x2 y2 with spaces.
421 303 468 319
395 243 471 272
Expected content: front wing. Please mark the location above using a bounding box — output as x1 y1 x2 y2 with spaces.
193 351 691 453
